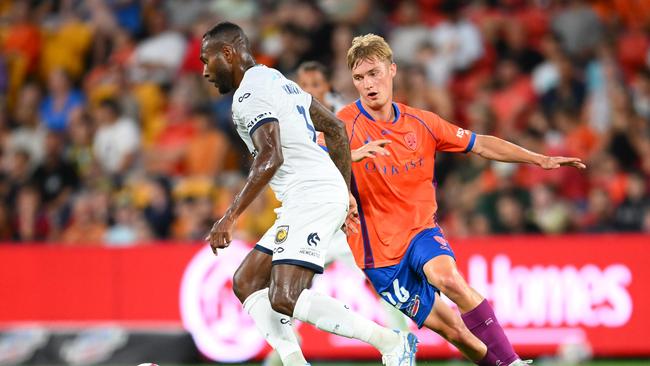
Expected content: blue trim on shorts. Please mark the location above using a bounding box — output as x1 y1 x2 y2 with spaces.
272 259 324 274
254 244 273 256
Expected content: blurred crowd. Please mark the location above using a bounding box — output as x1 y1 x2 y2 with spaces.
0 0 649 245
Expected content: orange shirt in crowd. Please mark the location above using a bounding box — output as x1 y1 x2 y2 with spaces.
337 100 475 269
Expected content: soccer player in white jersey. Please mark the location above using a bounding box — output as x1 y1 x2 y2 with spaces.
201 22 417 366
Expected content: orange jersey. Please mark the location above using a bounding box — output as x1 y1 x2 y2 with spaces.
337 100 476 269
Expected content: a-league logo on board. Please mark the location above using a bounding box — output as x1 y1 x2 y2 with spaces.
404 131 417 150
275 226 289 244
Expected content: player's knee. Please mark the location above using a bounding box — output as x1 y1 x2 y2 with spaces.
435 273 468 298
268 285 298 316
232 269 249 303
233 267 267 303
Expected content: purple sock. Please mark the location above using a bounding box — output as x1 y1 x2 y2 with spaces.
477 350 501 366
462 299 518 366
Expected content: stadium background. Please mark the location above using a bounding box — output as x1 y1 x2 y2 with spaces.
0 0 648 365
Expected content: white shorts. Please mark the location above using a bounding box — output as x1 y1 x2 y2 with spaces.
255 202 347 273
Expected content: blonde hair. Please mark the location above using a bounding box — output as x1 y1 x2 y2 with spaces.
346 34 393 70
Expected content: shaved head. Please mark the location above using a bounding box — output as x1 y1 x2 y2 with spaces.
202 21 250 49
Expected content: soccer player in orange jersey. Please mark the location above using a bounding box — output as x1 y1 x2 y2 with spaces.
337 34 586 366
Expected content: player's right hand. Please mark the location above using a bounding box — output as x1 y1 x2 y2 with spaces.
351 139 391 162
205 215 235 256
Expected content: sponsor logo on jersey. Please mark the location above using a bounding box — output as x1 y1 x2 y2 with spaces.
307 232 320 246
434 235 450 250
299 247 320 258
364 156 425 176
238 92 251 103
404 131 417 150
275 226 289 244
406 295 421 318
246 112 274 130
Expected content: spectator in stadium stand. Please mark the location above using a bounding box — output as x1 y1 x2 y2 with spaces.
65 108 95 182
92 98 140 179
183 105 229 178
39 68 85 132
12 184 49 242
494 193 541 234
529 183 572 234
30 132 80 227
2 1 41 109
6 82 46 169
388 1 432 67
105 195 152 246
5 150 33 208
613 173 650 232
431 0 483 76
631 68 650 121
531 34 563 96
580 187 616 233
551 0 603 63
539 54 586 120
142 177 174 239
296 61 347 114
0 204 12 241
60 191 107 245
129 8 187 84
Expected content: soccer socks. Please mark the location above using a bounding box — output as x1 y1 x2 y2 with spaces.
461 299 518 366
243 289 306 366
292 288 399 354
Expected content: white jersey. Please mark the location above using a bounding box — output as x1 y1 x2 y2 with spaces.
231 65 348 205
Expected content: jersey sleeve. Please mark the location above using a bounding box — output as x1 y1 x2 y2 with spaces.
428 112 476 153
232 83 280 137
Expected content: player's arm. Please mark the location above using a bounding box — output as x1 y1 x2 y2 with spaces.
207 122 283 254
310 98 361 233
309 98 351 187
470 134 586 169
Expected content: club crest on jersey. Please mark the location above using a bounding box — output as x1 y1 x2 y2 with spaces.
275 225 289 244
406 295 421 318
404 132 417 150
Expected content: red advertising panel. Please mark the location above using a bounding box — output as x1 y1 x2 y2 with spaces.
0 234 648 361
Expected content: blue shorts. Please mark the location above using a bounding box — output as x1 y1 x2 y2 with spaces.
364 227 455 328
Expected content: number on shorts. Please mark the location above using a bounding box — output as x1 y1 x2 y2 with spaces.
381 278 410 308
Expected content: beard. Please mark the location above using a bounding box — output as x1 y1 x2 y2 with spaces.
215 64 234 94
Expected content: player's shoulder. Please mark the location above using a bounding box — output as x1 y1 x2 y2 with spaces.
336 101 361 122
246 64 284 81
400 103 437 122
233 66 282 108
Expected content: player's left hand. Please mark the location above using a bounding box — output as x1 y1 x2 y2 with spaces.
205 215 236 255
539 156 587 170
343 192 361 235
